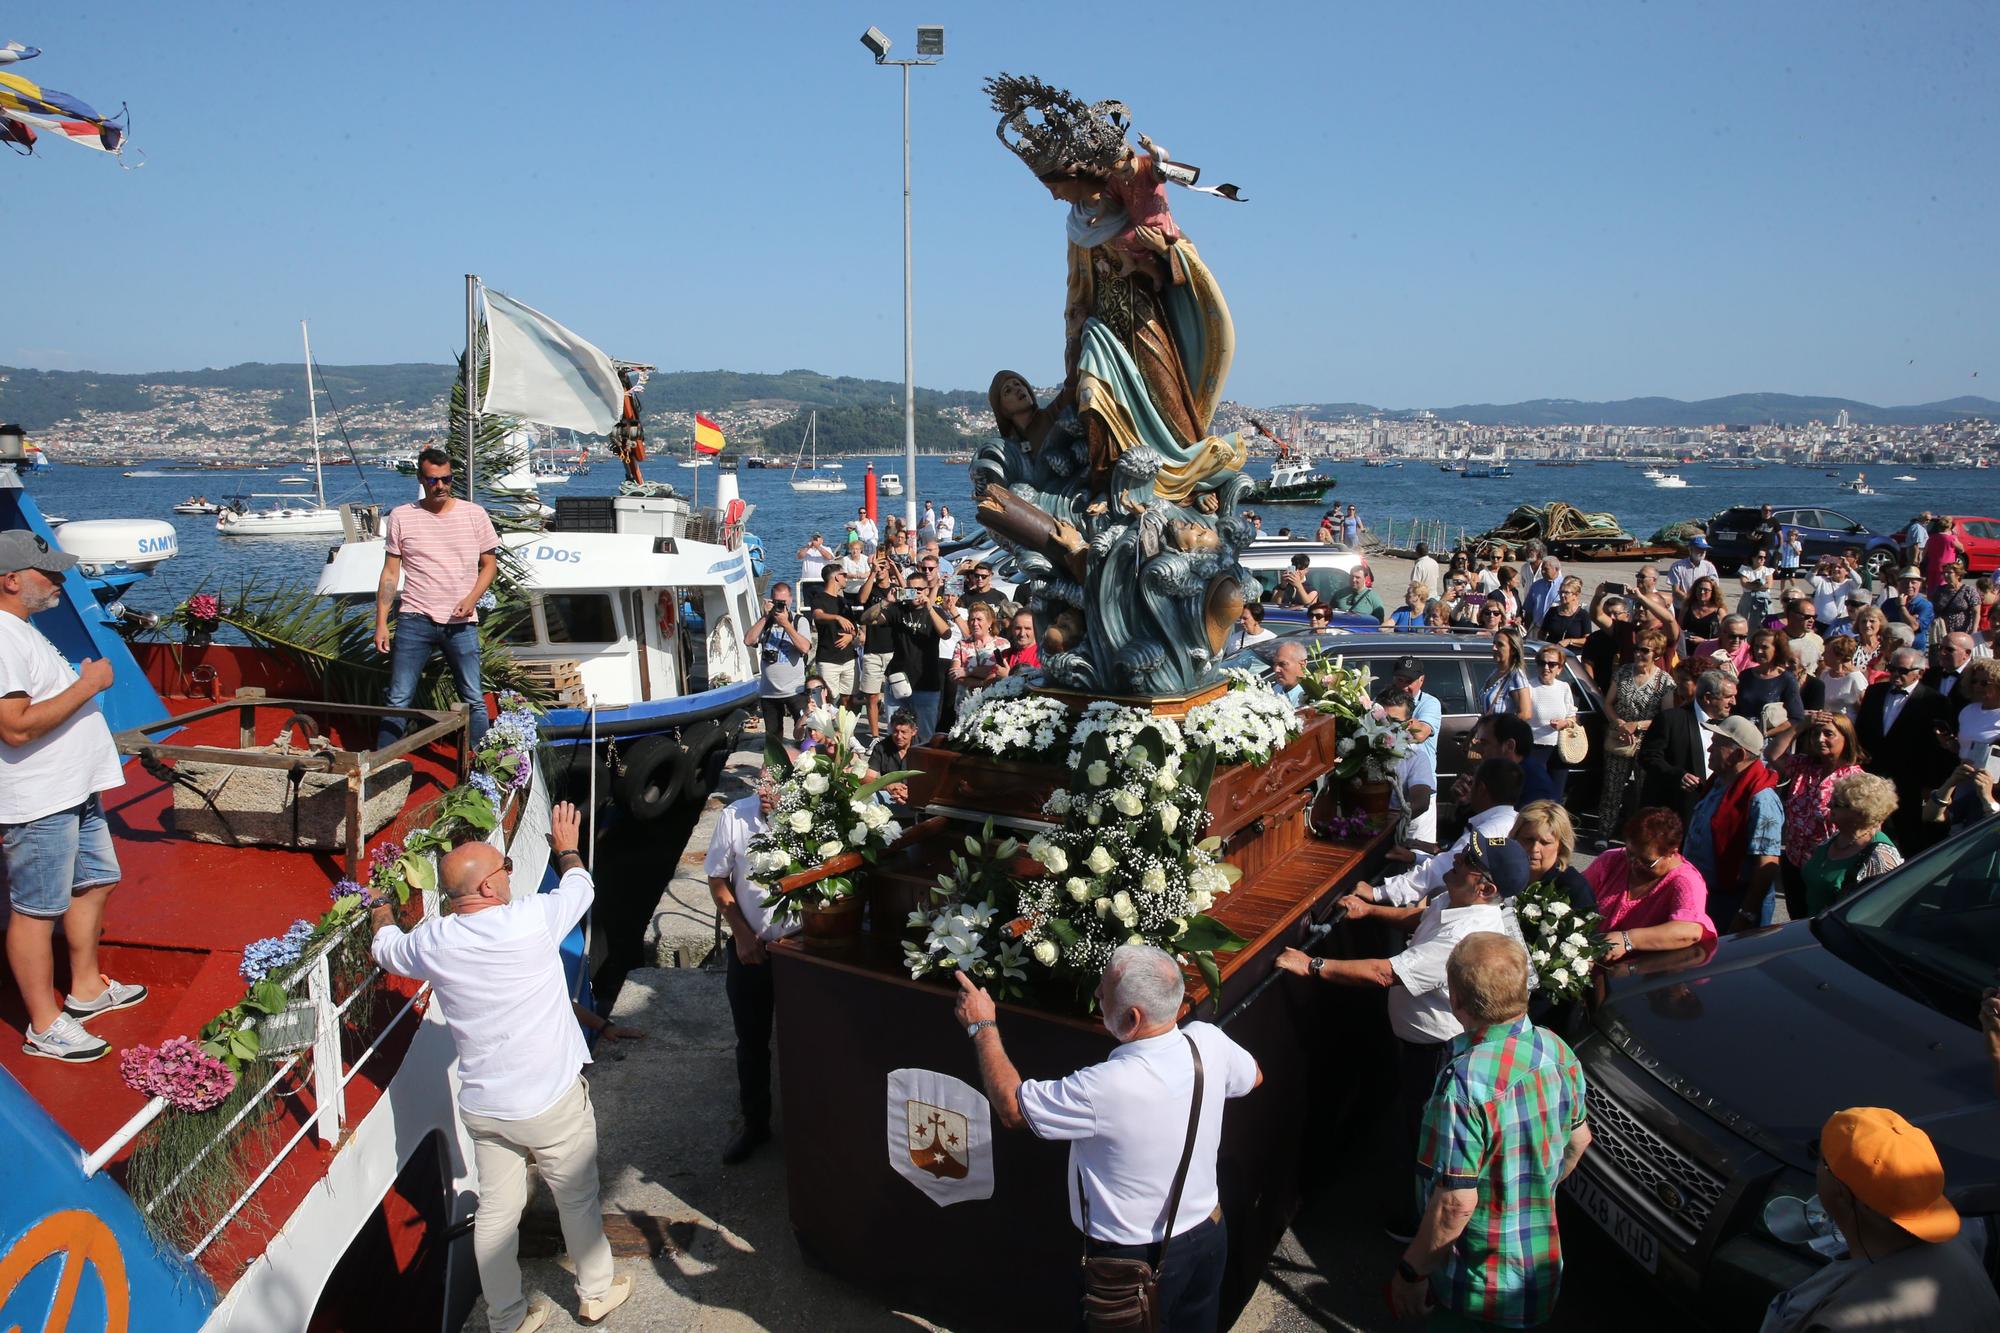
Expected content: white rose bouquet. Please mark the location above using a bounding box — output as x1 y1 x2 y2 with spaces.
908 702 1247 1008
1515 876 1605 1004
745 707 917 922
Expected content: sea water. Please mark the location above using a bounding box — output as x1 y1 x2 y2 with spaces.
20 458 1971 617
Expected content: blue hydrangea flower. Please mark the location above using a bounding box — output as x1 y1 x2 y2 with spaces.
240 918 317 983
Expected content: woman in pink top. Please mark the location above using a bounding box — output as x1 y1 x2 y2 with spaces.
950 603 1007 691
1586 807 1716 962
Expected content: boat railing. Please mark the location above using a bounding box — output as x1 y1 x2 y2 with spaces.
682 508 745 551
81 891 439 1259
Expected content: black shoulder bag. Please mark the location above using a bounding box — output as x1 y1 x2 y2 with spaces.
1078 1033 1207 1332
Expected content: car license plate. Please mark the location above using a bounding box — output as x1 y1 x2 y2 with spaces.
1564 1170 1660 1274
1712 529 1739 541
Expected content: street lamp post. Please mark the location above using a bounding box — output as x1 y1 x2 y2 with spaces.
861 25 942 534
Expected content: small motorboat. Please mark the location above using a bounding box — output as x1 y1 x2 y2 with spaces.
1893 474 1919 482
1653 473 1689 489
1839 474 1874 495
172 499 222 515
1641 467 1665 480
878 472 905 496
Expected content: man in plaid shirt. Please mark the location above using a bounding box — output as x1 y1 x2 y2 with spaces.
1391 932 1592 1328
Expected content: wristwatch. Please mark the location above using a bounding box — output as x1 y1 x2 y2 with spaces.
965 1019 997 1039
1396 1257 1427 1284
1309 957 1326 978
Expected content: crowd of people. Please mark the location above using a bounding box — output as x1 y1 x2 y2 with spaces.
766 510 1041 747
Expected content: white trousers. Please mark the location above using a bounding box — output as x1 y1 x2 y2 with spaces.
460 1076 615 1332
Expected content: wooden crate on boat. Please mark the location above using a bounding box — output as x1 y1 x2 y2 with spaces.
518 659 587 705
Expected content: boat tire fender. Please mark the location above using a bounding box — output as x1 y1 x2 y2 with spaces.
676 712 742 805
615 735 688 821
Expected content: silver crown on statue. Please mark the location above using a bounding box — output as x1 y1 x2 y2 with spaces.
984 73 1130 179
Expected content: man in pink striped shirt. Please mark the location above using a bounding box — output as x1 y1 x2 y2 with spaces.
374 448 500 750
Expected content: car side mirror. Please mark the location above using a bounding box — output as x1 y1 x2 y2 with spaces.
1848 525 1865 534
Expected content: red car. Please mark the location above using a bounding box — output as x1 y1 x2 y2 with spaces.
1942 515 2000 574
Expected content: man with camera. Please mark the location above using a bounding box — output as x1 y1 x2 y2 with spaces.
745 582 812 743
855 548 905 737
857 562 952 740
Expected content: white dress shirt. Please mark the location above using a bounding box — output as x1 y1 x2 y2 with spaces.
704 794 799 942
1691 700 1714 779
371 867 594 1121
1389 897 1515 1044
1410 555 1441 600
1882 686 1912 733
1375 804 1518 906
1018 1022 1259 1245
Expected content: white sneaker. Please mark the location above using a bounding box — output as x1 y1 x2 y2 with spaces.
65 976 149 1023
23 1013 111 1063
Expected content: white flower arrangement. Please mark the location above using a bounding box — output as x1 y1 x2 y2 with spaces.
744 707 915 922
1331 711 1417 784
1514 875 1605 1004
1183 675 1304 766
947 684 1072 762
907 703 1246 1006
1298 644 1376 721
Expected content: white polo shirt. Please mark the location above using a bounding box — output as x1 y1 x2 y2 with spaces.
0 611 125 824
371 866 593 1121
1018 1022 1259 1246
703 794 799 943
1388 897 1516 1045
1375 804 1518 906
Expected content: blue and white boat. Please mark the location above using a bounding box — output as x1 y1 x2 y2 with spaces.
319 487 763 819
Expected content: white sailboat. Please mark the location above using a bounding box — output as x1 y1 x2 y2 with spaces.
788 411 847 493
217 321 345 536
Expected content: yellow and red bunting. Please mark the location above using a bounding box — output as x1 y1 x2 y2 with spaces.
693 413 726 455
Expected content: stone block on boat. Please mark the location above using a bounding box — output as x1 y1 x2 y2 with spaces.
169 757 413 851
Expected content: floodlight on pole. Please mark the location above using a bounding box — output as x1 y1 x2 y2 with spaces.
860 26 941 533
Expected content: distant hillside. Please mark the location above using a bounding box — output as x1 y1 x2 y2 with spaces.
756 404 977 457
0 363 989 432
1295 393 2000 428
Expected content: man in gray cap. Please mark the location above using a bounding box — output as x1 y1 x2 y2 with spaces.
0 529 145 1063
1681 714 1783 931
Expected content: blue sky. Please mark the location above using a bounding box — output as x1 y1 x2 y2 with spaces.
5 1 1995 407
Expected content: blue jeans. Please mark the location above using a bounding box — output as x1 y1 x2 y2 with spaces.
908 689 940 743
377 612 488 750
3 795 120 918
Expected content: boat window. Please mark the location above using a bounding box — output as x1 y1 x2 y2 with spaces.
542 593 617 644
494 605 537 646
1822 819 2000 1008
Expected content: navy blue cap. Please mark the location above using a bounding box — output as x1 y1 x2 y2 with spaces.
1459 833 1531 899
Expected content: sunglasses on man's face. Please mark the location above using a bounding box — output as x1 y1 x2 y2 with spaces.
422 473 454 487
1538 658 1562 669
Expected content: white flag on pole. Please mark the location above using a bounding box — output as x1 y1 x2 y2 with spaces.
479 287 624 435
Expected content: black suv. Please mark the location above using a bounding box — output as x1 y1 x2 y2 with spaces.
1702 506 1903 583
1565 820 2000 1326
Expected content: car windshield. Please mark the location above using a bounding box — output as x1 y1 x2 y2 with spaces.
1815 820 2000 1019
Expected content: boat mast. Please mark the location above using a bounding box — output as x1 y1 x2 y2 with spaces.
301 319 325 509
464 274 479 497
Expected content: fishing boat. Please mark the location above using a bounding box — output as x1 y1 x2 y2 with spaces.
216 323 344 537
0 439 554 1330
172 498 222 515
1839 473 1875 495
1461 443 1511 479
320 485 762 820
788 411 848 493
1653 473 1689 489
1242 419 1335 503
878 472 905 496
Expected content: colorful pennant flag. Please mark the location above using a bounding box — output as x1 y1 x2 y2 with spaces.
693 413 726 455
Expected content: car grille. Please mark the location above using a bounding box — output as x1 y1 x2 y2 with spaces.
1584 1080 1728 1244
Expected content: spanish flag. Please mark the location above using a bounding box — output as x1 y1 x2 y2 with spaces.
693 413 726 455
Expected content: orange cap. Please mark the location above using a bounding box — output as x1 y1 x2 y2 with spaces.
1820 1107 1960 1243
